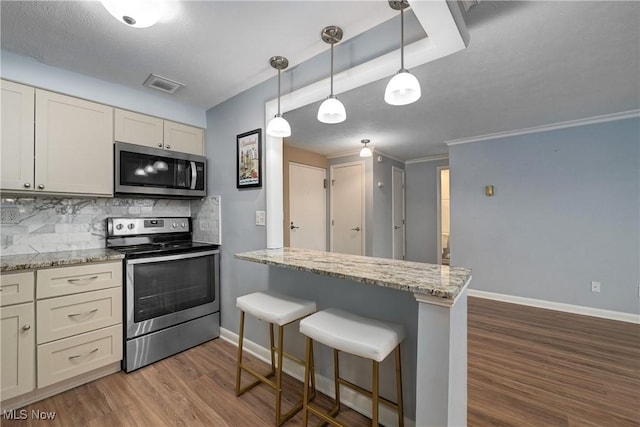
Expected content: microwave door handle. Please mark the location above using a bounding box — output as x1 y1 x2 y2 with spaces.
190 161 197 190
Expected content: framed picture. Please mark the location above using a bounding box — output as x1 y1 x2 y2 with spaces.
236 128 262 188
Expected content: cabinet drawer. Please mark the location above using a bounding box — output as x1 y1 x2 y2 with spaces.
37 288 122 344
37 324 122 388
37 262 122 299
1 271 35 307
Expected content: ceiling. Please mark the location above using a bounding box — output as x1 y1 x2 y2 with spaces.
285 1 640 160
2 1 639 161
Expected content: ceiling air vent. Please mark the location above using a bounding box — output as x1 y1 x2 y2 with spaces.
143 73 185 94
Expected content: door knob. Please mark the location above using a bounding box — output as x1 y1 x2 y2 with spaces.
351 227 361 232
290 222 300 230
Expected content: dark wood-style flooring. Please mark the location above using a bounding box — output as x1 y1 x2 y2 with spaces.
2 297 639 426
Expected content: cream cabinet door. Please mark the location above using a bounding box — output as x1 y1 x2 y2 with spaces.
114 108 164 149
164 120 204 156
1 80 35 192
35 90 113 196
1 302 35 400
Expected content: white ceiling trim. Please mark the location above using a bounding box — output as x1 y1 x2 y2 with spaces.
445 109 640 146
265 0 468 249
405 154 449 164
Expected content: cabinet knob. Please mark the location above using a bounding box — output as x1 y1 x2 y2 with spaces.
24 182 31 188
158 143 163 148
37 184 45 189
165 145 171 149
22 324 31 331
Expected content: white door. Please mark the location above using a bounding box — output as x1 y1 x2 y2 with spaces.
392 167 405 260
289 163 326 251
331 161 364 255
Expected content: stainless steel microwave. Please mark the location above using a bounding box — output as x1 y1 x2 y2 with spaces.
115 142 206 198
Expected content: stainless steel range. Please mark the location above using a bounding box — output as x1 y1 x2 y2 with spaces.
106 217 220 372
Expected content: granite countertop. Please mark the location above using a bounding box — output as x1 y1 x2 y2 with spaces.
1 248 124 273
235 248 472 303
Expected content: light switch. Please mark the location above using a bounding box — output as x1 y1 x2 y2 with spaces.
256 210 265 226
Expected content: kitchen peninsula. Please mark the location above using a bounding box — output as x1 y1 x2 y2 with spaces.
235 247 472 427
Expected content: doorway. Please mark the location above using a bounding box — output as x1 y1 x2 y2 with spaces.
392 166 405 260
330 161 364 255
437 167 451 265
289 162 326 251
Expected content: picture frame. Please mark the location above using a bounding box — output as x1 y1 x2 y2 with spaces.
236 128 262 189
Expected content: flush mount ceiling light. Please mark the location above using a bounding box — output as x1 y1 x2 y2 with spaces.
100 0 167 28
266 56 292 138
384 0 422 106
359 139 372 157
317 26 347 124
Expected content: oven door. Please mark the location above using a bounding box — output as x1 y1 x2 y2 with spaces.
125 249 219 339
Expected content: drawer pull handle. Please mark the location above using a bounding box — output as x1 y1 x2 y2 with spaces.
67 308 99 319
68 348 99 360
67 276 98 285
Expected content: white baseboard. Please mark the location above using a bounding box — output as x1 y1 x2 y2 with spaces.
220 328 414 427
467 290 640 324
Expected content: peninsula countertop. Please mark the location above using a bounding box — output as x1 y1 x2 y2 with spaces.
1 248 124 273
235 247 472 302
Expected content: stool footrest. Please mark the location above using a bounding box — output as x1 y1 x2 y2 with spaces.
237 365 276 395
305 402 345 427
337 377 399 410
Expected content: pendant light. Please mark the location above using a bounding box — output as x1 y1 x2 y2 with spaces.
266 56 292 138
384 0 422 106
359 139 372 157
317 26 347 124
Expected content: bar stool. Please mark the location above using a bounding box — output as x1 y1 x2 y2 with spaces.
236 290 317 426
299 308 405 427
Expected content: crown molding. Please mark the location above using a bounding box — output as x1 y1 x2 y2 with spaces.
445 110 640 147
405 154 449 164
325 148 364 160
373 149 405 164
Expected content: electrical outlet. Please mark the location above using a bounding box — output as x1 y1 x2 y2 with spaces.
0 206 20 224
591 281 601 293
255 210 265 226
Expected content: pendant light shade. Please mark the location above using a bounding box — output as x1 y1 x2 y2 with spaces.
359 139 372 157
318 26 346 124
266 56 291 138
100 0 167 28
385 0 421 106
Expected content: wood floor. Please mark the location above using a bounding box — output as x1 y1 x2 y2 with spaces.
2 297 639 427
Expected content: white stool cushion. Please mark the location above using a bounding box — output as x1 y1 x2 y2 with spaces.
299 308 405 362
236 291 316 326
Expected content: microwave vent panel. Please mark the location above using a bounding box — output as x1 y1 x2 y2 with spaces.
143 74 185 94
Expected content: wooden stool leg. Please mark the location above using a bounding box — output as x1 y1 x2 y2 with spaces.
396 346 404 427
235 311 246 395
302 337 313 427
275 325 285 426
372 360 379 427
269 323 276 375
334 349 341 412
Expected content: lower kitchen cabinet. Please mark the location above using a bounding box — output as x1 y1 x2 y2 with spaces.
0 302 35 401
0 261 123 408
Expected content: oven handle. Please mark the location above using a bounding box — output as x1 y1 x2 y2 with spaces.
125 249 219 265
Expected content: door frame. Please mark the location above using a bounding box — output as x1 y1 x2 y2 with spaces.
391 166 406 260
329 160 366 254
436 166 450 265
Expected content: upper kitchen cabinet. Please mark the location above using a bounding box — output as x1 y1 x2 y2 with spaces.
114 108 205 156
35 90 113 196
0 81 113 197
1 80 35 192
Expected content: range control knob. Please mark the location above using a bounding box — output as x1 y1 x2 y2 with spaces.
181 222 186 228
127 223 135 230
115 224 123 230
172 222 178 229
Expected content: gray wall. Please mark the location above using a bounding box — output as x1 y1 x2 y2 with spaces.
449 117 640 314
405 159 449 263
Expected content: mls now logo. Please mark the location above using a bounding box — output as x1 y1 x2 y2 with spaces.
2 409 56 420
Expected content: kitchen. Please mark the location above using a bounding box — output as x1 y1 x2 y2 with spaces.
1 1 639 426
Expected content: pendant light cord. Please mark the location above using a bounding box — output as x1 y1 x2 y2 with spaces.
277 68 282 115
400 7 405 71
330 41 335 96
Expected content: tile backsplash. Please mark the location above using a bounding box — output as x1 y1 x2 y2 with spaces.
1 196 221 255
